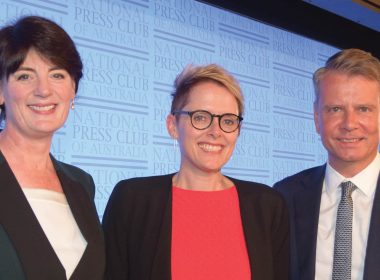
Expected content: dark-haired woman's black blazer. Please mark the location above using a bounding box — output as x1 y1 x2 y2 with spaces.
0 152 105 280
103 174 289 280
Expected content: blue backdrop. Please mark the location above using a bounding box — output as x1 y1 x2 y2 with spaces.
0 0 338 217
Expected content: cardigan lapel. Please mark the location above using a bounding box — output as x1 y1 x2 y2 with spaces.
0 152 65 280
293 165 325 280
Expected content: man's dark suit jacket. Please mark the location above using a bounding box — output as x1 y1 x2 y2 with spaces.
0 152 105 280
274 164 380 280
102 173 290 280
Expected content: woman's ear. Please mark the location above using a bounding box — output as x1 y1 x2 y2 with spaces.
166 114 178 139
0 84 4 105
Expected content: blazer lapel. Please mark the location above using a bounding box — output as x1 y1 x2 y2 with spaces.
150 175 173 280
53 159 105 280
293 165 325 280
236 183 267 280
363 173 380 280
0 153 65 280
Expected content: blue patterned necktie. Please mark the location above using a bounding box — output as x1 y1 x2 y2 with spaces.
332 181 357 280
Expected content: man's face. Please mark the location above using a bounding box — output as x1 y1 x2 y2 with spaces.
314 71 380 176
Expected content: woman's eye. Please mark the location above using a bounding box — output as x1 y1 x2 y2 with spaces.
16 74 30 81
52 73 65 79
194 115 207 122
223 119 235 126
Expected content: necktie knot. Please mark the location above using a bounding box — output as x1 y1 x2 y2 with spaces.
341 181 357 198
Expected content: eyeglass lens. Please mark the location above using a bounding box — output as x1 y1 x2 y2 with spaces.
191 111 239 132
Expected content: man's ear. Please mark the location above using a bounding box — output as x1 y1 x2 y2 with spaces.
166 114 178 139
314 102 321 135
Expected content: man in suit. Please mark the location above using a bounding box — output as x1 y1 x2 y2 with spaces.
274 48 380 280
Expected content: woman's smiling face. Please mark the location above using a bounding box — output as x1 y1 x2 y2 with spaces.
167 81 240 175
0 49 75 139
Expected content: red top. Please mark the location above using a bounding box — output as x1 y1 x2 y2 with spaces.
171 186 251 280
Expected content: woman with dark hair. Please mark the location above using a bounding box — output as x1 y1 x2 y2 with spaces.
103 64 289 280
0 16 105 279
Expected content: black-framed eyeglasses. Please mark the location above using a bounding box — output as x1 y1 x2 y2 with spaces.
172 110 243 133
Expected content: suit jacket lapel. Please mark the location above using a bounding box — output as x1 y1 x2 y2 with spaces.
293 165 325 280
0 153 65 280
363 173 380 280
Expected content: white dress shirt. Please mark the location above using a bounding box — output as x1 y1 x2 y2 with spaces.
315 153 380 280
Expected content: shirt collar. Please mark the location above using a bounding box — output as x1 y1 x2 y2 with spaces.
325 153 380 198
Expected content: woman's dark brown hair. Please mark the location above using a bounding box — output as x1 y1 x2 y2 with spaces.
0 16 83 122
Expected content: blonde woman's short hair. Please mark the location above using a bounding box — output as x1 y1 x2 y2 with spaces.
170 64 244 116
